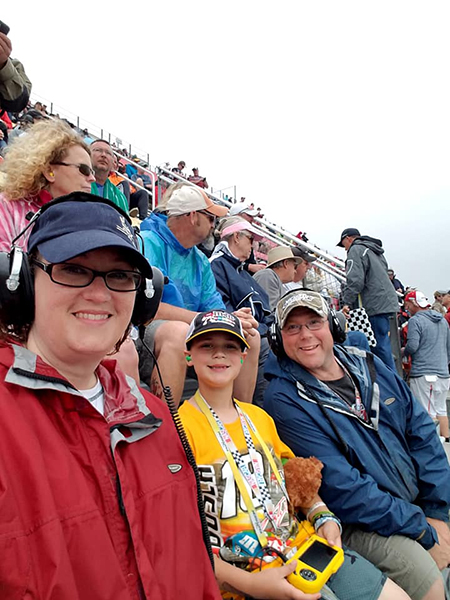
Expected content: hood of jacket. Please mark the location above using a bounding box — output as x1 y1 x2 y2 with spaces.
140 211 191 256
351 235 384 256
414 309 444 324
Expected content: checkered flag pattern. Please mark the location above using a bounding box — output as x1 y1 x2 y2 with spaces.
347 307 377 347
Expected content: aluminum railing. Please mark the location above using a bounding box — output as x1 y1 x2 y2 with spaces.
29 93 346 295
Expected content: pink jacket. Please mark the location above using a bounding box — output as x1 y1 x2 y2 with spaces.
0 189 52 252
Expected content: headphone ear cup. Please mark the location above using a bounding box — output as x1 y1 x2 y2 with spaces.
328 306 347 344
131 266 165 326
0 249 34 329
268 322 285 358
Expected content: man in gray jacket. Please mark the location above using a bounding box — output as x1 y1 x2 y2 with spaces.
404 290 450 441
337 228 399 370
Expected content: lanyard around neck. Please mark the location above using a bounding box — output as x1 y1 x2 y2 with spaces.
194 391 288 547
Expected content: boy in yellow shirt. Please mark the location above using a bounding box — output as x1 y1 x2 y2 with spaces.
179 310 408 600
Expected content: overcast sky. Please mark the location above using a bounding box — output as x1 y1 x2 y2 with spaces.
4 1 450 298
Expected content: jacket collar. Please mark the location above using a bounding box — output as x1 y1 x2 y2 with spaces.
3 344 161 434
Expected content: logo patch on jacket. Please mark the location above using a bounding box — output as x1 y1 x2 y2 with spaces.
385 397 396 405
167 463 182 474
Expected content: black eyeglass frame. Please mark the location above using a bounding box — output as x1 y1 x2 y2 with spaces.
31 259 142 292
51 162 95 177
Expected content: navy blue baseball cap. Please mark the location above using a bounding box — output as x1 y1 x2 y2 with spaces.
28 192 152 278
337 227 360 247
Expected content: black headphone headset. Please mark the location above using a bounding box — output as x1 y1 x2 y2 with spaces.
0 195 164 330
269 289 347 358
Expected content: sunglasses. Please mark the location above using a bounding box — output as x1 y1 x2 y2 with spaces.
51 162 95 177
197 210 216 224
240 232 255 243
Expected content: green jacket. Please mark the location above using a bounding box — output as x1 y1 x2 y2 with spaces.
0 58 31 113
91 179 129 213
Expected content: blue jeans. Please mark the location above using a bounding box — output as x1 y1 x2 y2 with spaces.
368 313 396 371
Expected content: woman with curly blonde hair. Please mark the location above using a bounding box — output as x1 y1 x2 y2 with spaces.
0 119 95 252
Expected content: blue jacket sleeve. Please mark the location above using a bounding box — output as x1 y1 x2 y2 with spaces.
210 260 234 312
401 374 450 521
265 381 439 550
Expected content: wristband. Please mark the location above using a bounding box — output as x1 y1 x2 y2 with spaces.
306 501 327 522
313 515 342 535
311 510 334 526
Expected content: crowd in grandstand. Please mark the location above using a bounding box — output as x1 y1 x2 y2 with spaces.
1 25 450 600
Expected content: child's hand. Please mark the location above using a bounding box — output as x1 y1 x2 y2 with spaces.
247 562 321 599
316 521 342 548
233 308 259 337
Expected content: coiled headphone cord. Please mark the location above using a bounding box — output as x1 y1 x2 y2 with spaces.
139 329 215 570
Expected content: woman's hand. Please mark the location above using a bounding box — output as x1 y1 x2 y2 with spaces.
246 562 321 600
316 521 342 548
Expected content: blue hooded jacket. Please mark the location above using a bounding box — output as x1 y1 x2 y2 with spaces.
264 345 450 550
210 243 272 335
140 212 225 312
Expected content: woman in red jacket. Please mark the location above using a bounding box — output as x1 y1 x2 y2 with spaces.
0 192 220 600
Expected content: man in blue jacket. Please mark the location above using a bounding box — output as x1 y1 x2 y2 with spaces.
264 289 450 600
139 184 260 405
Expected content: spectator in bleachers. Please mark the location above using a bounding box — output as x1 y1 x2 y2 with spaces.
338 228 399 371
136 165 153 191
125 156 139 180
0 119 94 252
0 120 7 151
0 195 220 599
403 290 450 441
253 246 302 311
0 28 31 115
388 268 405 295
284 247 317 292
265 289 450 600
8 112 34 141
138 184 261 407
129 170 151 220
229 202 266 274
210 216 272 405
188 167 208 189
109 157 150 220
172 160 186 177
109 156 131 203
431 291 447 316
442 291 450 327
90 139 129 213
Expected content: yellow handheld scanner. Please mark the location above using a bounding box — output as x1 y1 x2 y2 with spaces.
286 534 344 594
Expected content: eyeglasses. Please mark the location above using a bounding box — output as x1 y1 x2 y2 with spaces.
283 318 326 335
32 260 142 292
240 232 255 243
197 210 216 224
51 162 95 177
91 147 114 157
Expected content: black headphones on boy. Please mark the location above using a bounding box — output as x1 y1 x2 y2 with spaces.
0 195 164 330
269 289 347 358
